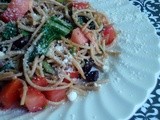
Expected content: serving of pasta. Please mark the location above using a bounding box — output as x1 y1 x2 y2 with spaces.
0 0 118 112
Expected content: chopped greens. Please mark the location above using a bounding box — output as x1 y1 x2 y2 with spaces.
34 32 59 55
20 29 30 37
2 22 18 40
29 16 73 61
0 60 14 72
49 16 73 30
42 61 55 74
69 46 77 55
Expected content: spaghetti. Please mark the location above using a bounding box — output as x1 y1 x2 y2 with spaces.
0 0 118 112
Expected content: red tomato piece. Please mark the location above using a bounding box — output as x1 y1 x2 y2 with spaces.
68 71 79 78
63 71 79 83
0 0 31 22
71 28 88 45
102 25 117 45
63 79 70 83
73 2 89 10
0 79 23 108
32 76 48 87
24 87 47 112
43 89 68 102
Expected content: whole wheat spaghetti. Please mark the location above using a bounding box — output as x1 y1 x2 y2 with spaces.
0 0 118 112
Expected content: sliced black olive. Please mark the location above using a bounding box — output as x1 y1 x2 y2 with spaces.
11 36 30 50
78 16 95 30
82 58 94 74
88 21 96 30
85 70 99 82
78 16 90 25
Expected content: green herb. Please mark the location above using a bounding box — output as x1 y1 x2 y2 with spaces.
29 16 73 61
50 16 73 29
0 61 14 72
20 30 30 37
2 22 18 40
69 46 77 55
42 61 55 74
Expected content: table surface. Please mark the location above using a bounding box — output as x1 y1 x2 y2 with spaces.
129 0 160 119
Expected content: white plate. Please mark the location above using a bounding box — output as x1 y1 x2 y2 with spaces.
0 0 160 120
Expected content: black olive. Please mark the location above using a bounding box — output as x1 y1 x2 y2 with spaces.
78 16 95 30
11 36 29 50
85 70 99 82
83 59 94 74
78 16 90 25
88 21 96 30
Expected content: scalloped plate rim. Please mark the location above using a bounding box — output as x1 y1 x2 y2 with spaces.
0 0 160 120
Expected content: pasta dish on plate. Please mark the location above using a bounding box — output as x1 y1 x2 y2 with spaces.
0 0 118 112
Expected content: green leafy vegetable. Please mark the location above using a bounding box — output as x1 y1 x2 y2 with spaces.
69 46 77 55
2 22 18 40
29 16 73 61
31 32 59 59
49 16 73 30
20 29 30 37
0 61 14 72
42 61 55 74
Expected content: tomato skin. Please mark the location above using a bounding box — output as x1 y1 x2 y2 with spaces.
32 76 48 87
24 87 47 112
43 89 68 102
73 2 89 10
102 25 117 45
0 0 31 22
71 28 88 45
0 79 23 108
63 71 79 83
69 71 79 78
